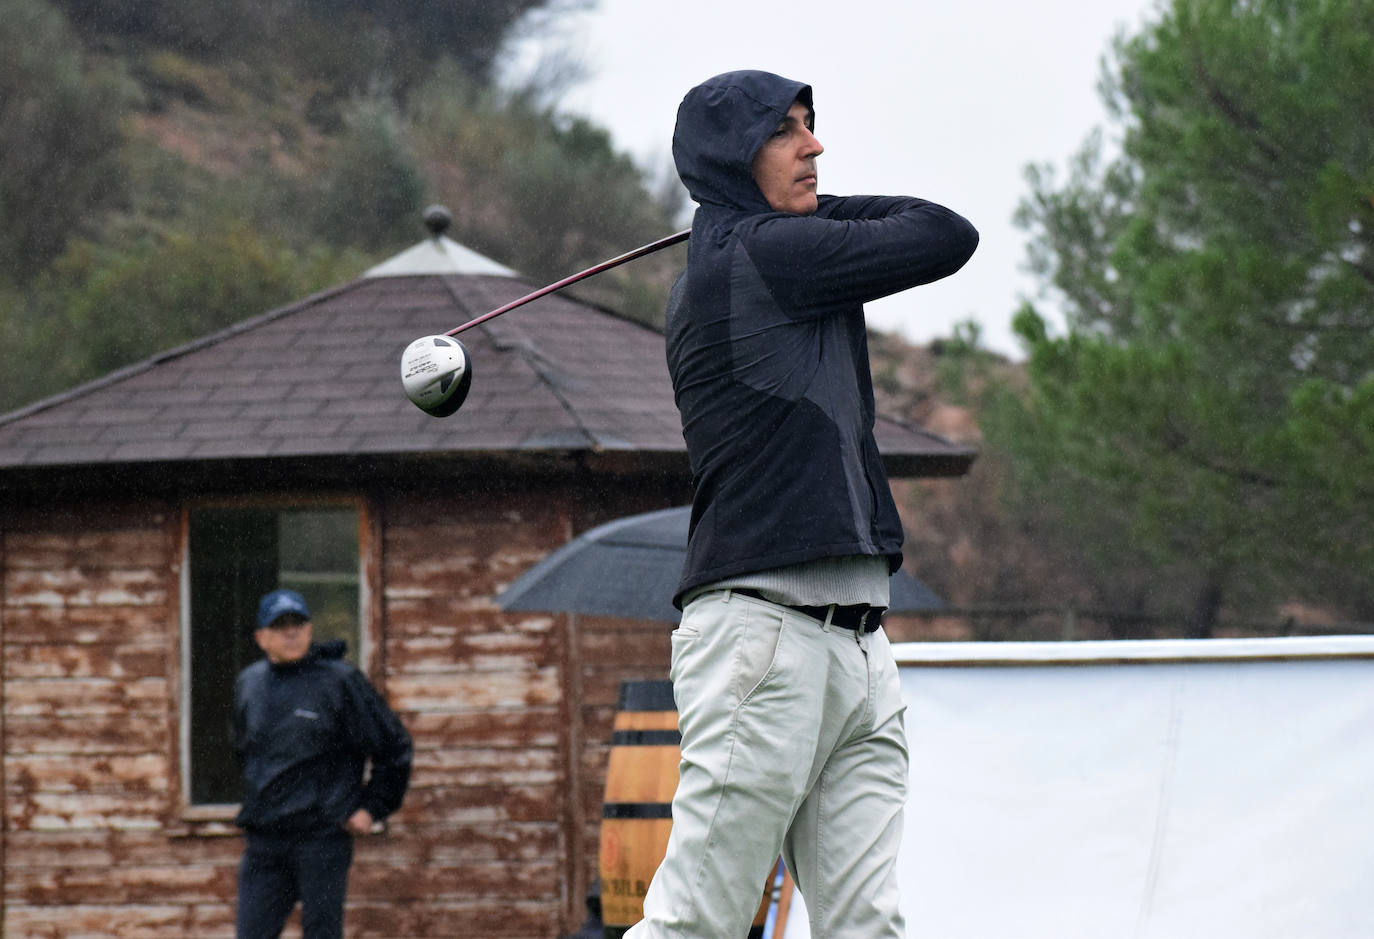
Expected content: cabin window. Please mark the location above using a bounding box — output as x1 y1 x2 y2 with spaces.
183 503 364 807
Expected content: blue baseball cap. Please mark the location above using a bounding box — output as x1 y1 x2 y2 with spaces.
256 589 311 630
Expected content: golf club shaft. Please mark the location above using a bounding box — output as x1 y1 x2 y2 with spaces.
446 229 690 337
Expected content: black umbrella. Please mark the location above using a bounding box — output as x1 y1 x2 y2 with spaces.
497 505 942 623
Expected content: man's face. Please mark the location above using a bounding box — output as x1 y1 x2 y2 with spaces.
751 99 823 215
255 614 313 665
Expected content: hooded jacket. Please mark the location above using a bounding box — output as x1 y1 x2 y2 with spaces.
666 70 979 606
233 640 412 835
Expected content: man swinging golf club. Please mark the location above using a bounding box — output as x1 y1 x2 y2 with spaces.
626 70 979 938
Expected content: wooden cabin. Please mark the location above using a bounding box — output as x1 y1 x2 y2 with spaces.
0 212 974 937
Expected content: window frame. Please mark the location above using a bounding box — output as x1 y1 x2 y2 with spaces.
176 493 381 822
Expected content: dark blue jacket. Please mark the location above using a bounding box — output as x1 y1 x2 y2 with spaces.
666 70 979 606
233 641 412 835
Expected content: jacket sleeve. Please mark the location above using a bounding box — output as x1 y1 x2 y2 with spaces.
343 671 413 821
740 195 979 317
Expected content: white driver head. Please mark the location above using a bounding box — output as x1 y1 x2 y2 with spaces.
400 335 472 417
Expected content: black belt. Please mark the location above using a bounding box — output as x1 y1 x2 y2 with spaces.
734 588 884 633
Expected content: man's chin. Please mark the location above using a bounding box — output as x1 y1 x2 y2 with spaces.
776 192 818 215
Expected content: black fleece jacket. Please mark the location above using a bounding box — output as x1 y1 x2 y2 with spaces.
233 641 412 835
666 70 979 606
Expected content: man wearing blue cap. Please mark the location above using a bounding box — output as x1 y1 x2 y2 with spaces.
233 589 412 939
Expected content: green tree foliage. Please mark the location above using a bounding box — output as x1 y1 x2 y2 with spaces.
34 226 359 386
409 63 686 318
51 0 574 91
295 0 579 87
996 0 1374 630
49 0 274 56
0 211 366 412
0 0 137 282
316 93 428 252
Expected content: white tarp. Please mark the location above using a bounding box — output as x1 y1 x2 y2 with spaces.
782 636 1374 939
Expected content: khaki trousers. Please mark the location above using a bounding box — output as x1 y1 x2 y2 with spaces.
627 589 909 938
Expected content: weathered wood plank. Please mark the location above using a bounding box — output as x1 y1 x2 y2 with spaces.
382 604 551 637
382 549 534 590
581 670 674 705
354 822 560 863
388 630 558 672
6 790 170 832
6 863 232 905
345 898 561 938
383 524 564 601
5 754 170 793
1 822 563 870
0 499 174 534
4 714 169 754
4 677 169 717
386 668 560 711
411 747 557 787
348 859 561 901
3 605 172 645
5 643 167 680
582 627 673 663
4 899 570 939
400 784 560 824
384 515 566 559
402 708 561 750
2 830 241 867
2 527 173 569
4 859 564 909
5 903 231 939
3 568 169 609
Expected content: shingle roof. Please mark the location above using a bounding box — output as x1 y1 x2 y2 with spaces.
0 233 975 482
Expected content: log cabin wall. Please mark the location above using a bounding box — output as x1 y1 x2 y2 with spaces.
0 475 686 938
0 500 217 937
374 479 683 936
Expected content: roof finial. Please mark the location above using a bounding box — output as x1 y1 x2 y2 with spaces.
423 204 452 239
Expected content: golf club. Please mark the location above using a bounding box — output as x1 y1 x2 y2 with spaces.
400 228 690 417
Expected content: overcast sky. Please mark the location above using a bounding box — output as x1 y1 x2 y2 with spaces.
503 0 1160 359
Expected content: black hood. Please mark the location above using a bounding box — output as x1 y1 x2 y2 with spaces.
314 639 347 660
672 70 813 213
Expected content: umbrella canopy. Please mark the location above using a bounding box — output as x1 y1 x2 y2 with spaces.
498 505 943 623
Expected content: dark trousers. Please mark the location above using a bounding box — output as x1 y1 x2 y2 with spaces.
237 830 354 939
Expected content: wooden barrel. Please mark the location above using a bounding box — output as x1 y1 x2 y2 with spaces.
598 680 777 938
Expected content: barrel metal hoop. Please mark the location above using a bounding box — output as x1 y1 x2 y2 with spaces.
609 729 682 746
603 802 674 819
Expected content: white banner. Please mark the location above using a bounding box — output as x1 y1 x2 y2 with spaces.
782 636 1374 939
